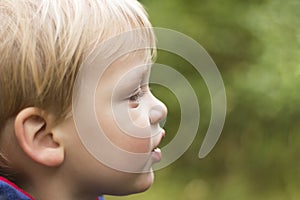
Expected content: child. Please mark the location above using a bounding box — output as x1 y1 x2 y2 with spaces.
0 0 167 199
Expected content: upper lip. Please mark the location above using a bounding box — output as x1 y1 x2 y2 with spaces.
152 129 165 151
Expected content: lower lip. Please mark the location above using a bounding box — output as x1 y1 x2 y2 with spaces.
151 148 162 163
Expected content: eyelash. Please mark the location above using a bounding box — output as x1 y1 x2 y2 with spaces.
129 89 144 102
128 86 151 109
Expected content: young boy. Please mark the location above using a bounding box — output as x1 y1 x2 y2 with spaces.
0 0 167 199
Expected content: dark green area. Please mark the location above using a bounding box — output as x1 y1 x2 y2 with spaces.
107 0 300 199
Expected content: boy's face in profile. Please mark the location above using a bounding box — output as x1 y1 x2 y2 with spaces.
60 50 167 195
0 0 168 198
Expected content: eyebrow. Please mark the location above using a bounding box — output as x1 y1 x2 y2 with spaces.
116 65 150 96
141 65 151 80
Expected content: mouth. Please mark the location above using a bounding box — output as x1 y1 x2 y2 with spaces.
151 129 165 163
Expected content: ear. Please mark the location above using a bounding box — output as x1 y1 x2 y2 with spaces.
14 107 64 167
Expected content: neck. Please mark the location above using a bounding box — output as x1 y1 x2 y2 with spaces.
17 169 101 200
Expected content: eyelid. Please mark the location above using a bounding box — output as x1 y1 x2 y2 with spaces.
128 88 142 109
129 88 144 101
129 92 140 101
129 85 150 101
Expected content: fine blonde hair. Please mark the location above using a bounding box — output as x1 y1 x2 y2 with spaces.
0 0 155 175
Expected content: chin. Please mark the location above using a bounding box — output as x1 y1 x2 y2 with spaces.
133 170 154 193
118 170 154 196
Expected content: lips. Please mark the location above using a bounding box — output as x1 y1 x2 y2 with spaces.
151 129 165 163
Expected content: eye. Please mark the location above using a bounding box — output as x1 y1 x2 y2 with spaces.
129 89 145 108
129 89 143 102
129 94 140 102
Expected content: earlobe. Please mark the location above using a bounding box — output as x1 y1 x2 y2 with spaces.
14 107 64 167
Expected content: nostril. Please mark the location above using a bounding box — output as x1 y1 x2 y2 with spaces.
149 109 161 124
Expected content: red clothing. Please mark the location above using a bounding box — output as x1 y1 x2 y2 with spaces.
0 176 33 200
0 176 104 200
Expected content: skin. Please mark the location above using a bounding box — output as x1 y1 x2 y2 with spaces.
2 51 167 200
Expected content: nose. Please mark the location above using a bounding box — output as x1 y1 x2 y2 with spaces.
149 99 167 125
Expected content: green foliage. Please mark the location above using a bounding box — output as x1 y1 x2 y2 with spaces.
107 0 300 199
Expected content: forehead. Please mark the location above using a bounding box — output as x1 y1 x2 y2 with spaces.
91 50 151 96
103 50 151 80
94 50 151 98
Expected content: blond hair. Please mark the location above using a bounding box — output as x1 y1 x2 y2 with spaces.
0 0 155 175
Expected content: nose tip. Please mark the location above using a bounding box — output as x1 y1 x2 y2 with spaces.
149 102 167 125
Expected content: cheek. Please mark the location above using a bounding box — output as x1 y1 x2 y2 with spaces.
127 95 154 131
105 124 151 154
97 108 151 154
95 81 153 153
129 106 150 130
119 137 151 153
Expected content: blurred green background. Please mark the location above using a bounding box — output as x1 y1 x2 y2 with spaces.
107 0 300 199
